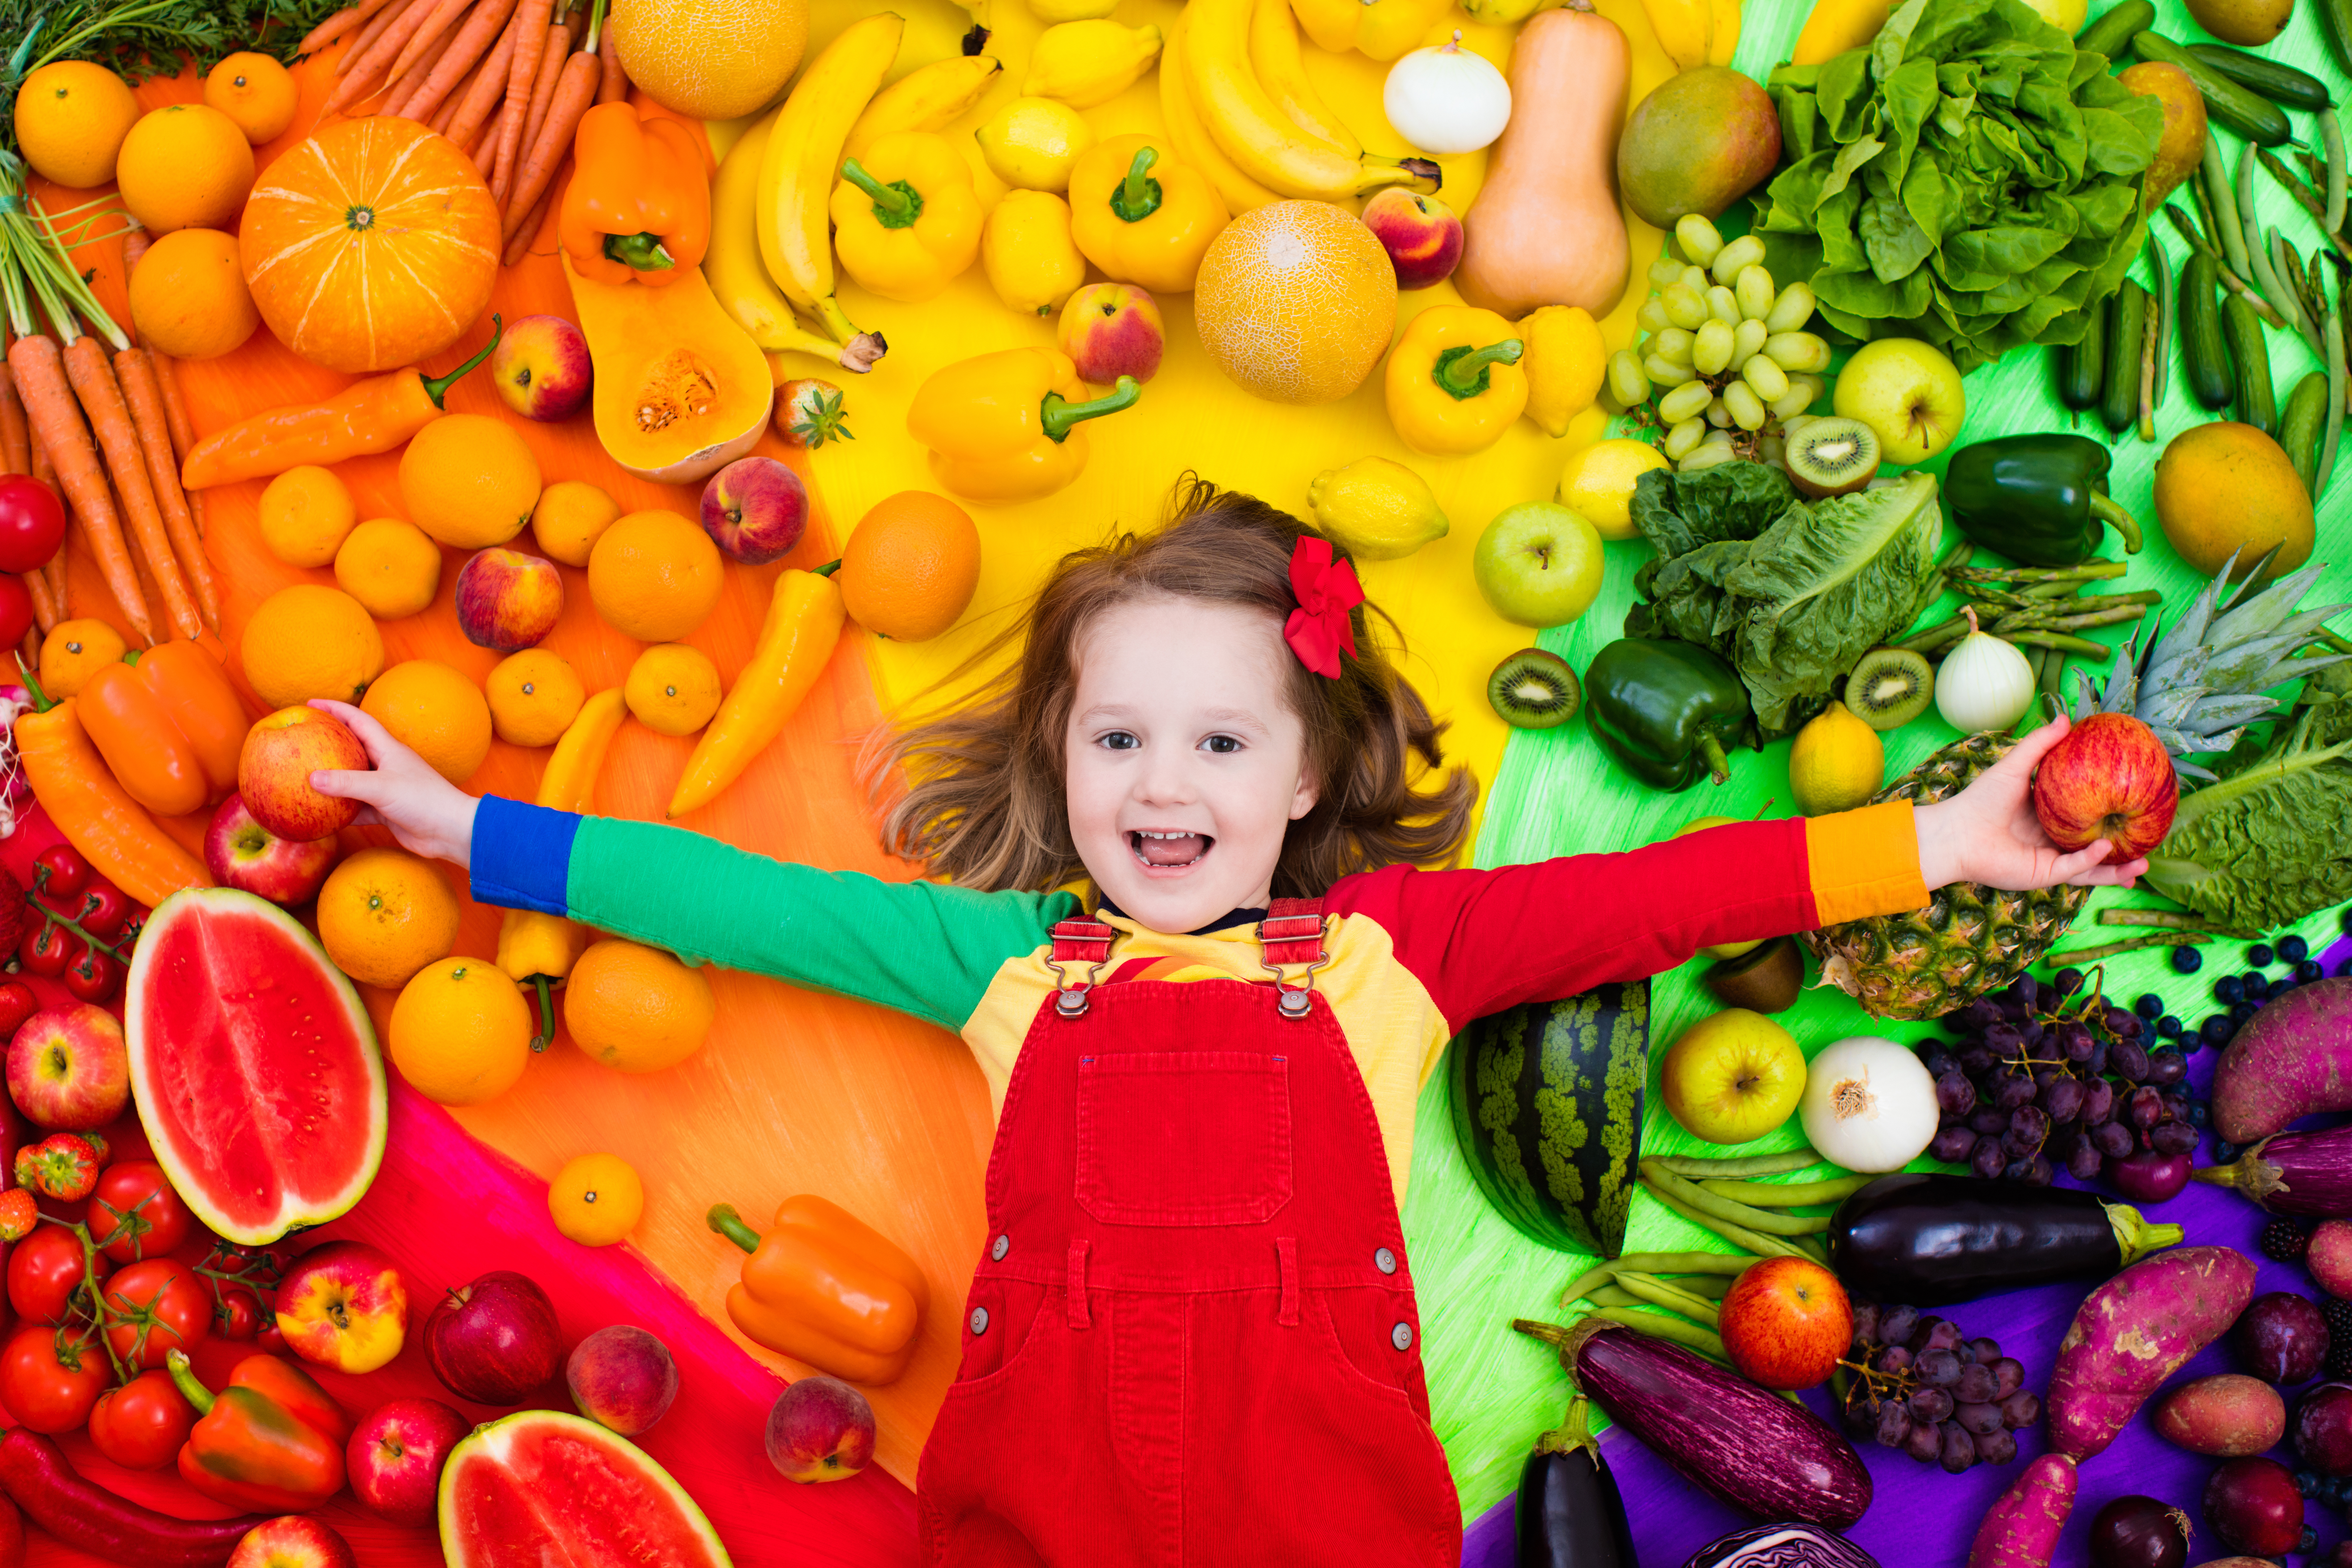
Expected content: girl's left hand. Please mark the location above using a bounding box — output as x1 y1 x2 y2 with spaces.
1914 715 2151 893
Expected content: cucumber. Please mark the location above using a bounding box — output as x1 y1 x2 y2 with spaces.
2182 252 2234 410
2133 32 2294 146
2283 371 2330 494
2059 304 2106 411
2102 280 2146 434
2077 0 2154 58
2225 292 2277 435
2185 44 2332 110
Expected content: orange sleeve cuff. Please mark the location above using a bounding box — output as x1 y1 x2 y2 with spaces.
1804 801 1929 927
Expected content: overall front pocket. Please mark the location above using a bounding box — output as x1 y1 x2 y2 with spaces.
1074 1051 1294 1226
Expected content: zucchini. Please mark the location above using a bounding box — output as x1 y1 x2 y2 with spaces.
2076 0 2154 58
2225 291 2277 434
1446 984 1646 1257
2133 31 2294 146
2182 251 2233 409
2059 303 2106 411
2283 370 2329 493
2185 44 2332 110
2101 280 2146 434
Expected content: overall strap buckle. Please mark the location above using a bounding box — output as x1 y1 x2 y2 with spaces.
1048 917 1117 1018
1258 898 1330 1020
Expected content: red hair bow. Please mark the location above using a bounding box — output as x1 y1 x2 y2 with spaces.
1284 535 1363 679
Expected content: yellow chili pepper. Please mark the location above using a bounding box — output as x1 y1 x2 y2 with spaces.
905 347 1140 502
1384 305 1528 456
669 567 848 818
497 689 625 1047
828 131 983 303
983 191 1086 318
1066 133 1228 294
558 102 713 286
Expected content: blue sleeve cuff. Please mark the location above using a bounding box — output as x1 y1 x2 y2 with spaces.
469 796 581 917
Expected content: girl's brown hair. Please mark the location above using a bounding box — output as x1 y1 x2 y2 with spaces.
873 476 1475 899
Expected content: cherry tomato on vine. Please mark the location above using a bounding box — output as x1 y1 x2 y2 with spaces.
71 882 131 945
0 981 35 1040
17 919 68 979
0 478 66 576
62 944 122 1005
87 1368 196 1470
89 1163 192 1265
30 846 87 905
103 1260 211 1371
213 1287 262 1341
0 1325 108 1433
6 1227 103 1326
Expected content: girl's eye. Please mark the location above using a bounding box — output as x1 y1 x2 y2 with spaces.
1099 731 1139 751
1202 734 1243 755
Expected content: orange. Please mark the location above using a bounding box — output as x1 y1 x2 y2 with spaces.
564 940 715 1073
334 518 444 620
257 466 356 567
13 62 139 189
547 1153 645 1245
241 584 384 708
389 957 532 1106
487 649 586 746
38 620 127 699
127 228 259 362
587 511 724 642
839 491 982 641
399 414 542 550
361 660 493 785
115 103 255 235
318 847 463 990
203 52 299 145
1193 200 1398 405
531 480 623 567
624 645 721 736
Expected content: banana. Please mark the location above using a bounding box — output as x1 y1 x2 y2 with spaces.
1028 0 1118 20
1184 0 1437 202
1459 0 1546 26
1022 20 1163 109
1638 0 1714 70
1248 0 1359 159
845 53 1003 161
756 12 903 355
947 0 993 50
1161 8 1283 214
1707 0 1741 64
712 110 885 373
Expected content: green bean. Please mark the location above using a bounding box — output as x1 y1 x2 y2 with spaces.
1644 1149 1824 1179
1640 1169 1823 1248
1642 1162 1831 1235
1699 1175 1875 1208
1667 1272 1737 1300
1558 1251 1756 1306
2272 228 2321 349
2139 266 2161 441
2243 146 2296 320
1586 1306 1732 1363
1640 1182 1812 1260
2323 309 2345 492
1583 1284 1642 1309
2152 234 2176 413
1614 1272 1723 1328
2329 109 2348 234
2210 136 2254 283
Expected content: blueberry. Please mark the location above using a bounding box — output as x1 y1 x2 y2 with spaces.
2217 976 2245 1005
2202 1014 2235 1046
2295 1470 2319 1497
2299 959 2324 983
2156 1014 2183 1039
2303 1525 2319 1554
2135 992 2164 1019
2216 1139 2243 1163
2173 945 2205 974
2244 970 2272 999
2281 934 2309 963
2190 1101 2210 1125
2233 1002 2257 1024
2251 943 2276 967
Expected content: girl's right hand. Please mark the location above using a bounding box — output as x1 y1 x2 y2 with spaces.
305 700 481 868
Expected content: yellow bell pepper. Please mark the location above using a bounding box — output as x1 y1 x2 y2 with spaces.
906 347 1141 502
497 689 626 1046
1384 306 1528 456
669 567 848 818
1066 134 1228 294
1289 0 1453 60
1518 305 1606 439
828 131 982 303
983 191 1086 317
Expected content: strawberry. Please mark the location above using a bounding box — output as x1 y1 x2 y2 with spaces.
78 1131 109 1169
29 1135 97 1202
11 1147 35 1191
0 1188 34 1243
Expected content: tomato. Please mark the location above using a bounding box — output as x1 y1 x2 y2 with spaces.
87 1368 197 1470
29 847 86 905
6 1228 102 1325
90 1164 192 1265
62 944 122 1005
0 479 66 576
0 980 35 1040
0 1325 108 1434
103 1259 211 1370
16 919 68 979
0 576 30 653
213 1287 262 1341
71 882 131 945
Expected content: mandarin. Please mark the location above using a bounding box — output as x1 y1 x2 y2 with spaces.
486 649 586 746
587 511 723 642
334 518 444 620
547 1153 645 1245
624 645 721 736
241 585 384 708
838 491 981 642
38 620 126 699
318 847 462 990
531 480 623 567
361 660 493 785
389 957 533 1106
203 53 299 144
564 940 714 1074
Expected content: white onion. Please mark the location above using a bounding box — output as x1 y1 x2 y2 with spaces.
1797 1036 1939 1173
1934 607 2035 734
1382 32 1512 156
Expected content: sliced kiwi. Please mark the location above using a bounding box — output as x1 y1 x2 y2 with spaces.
1844 646 1934 732
1785 416 1882 499
1488 648 1582 730
1705 935 1805 1013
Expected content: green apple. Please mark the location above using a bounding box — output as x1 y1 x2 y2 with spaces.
1832 339 1966 465
1671 816 1762 960
1661 1008 1807 1146
1472 502 1604 629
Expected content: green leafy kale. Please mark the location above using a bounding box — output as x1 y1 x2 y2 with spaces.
2144 720 2352 931
1755 0 2164 373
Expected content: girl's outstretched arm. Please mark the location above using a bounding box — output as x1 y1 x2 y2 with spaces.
306 700 480 865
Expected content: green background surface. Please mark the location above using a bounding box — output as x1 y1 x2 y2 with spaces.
1395 0 2352 1519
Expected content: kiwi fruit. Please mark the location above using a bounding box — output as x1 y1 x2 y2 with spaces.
1843 646 1934 732
1488 648 1581 729
1785 416 1882 498
1705 935 1805 1013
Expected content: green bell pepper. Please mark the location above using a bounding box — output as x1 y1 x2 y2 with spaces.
1945 434 2144 568
1585 638 1754 792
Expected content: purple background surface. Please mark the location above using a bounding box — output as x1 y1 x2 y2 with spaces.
1460 941 2352 1568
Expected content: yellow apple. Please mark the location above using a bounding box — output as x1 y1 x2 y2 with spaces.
1671 816 1762 961
1661 1009 1807 1146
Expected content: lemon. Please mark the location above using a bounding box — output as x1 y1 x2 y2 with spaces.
1788 701 1886 817
978 97 1094 192
1556 439 1670 541
1305 457 1449 561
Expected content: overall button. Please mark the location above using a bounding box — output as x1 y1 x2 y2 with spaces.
991 1234 1010 1262
970 1307 990 1336
1391 1322 1413 1352
1374 1246 1398 1275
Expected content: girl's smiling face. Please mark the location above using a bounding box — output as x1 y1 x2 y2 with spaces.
1065 595 1318 933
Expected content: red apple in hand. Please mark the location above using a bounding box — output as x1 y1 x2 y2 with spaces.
204 794 338 906
1718 1255 1852 1390
2032 712 2178 860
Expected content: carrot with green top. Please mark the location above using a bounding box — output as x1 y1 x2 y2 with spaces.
492 0 556 199
6 336 149 643
401 0 519 124
329 0 440 108
113 349 217 634
337 0 419 73
62 338 196 640
446 9 524 150
503 48 600 242
501 16 575 203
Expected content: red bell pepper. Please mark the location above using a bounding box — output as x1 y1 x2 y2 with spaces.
165 1350 348 1512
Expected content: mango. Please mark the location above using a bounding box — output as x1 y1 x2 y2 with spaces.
2118 61 2206 210
1616 67 1781 231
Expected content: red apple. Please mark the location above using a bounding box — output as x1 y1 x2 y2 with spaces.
2032 712 2178 860
6 1004 128 1130
453 548 563 651
1718 1255 1852 1390
227 1515 357 1568
566 1323 678 1436
424 1270 563 1405
489 314 592 423
766 1374 875 1483
699 456 807 565
276 1241 408 1374
1056 283 1164 385
1361 187 1464 291
238 707 368 843
204 794 337 906
346 1396 470 1527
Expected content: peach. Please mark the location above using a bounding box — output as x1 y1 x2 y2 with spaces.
454 548 563 652
227 1516 356 1568
275 1240 409 1374
204 793 338 906
347 1397 469 1527
1057 283 1163 385
6 1005 128 1131
765 1374 875 1483
1361 188 1463 291
566 1324 679 1437
490 314 592 423
699 456 807 565
238 706 368 843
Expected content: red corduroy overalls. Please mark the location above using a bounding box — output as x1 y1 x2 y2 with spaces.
916 901 1462 1567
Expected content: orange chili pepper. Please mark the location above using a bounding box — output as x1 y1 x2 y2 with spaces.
14 671 208 910
77 643 248 819
708 1196 928 1384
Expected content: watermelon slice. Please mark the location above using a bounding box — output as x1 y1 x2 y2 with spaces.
440 1410 732 1566
125 887 387 1245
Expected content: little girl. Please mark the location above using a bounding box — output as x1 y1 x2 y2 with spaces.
319 478 2142 1567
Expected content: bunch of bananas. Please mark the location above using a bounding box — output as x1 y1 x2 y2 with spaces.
1464 0 1739 71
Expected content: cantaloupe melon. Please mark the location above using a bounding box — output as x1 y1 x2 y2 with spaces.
1192 200 1397 406
608 0 807 121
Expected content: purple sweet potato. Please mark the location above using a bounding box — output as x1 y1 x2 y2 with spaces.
2047 1246 2260 1461
2212 977 2352 1142
1967 1453 2076 1568
2154 1373 2288 1456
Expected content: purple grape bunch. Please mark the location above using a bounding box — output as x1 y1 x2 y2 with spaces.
1840 1301 2041 1474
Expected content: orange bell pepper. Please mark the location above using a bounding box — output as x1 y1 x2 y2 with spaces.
77 642 248 819
558 103 713 286
166 1350 348 1513
14 672 208 910
708 1196 929 1384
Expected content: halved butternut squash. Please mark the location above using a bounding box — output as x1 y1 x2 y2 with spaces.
565 257 774 484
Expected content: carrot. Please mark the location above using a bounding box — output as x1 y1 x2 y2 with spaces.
388 0 475 83
146 352 197 462
490 0 551 205
112 350 218 635
503 50 597 240
473 100 508 172
0 363 29 477
23 567 57 637
62 340 196 641
500 20 572 202
596 15 625 103
502 179 558 266
328 0 440 109
402 0 518 126
6 337 149 644
119 224 150 283
337 0 418 73
301 0 398 55
383 23 461 117
429 64 471 130
445 8 520 148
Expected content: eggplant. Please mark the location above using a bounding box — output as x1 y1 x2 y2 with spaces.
2196 1126 2352 1214
1516 1318 1869 1529
1680 1524 1882 1568
1515 1399 1637 1568
1827 1173 2183 1306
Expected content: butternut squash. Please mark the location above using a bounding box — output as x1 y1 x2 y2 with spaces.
565 256 774 485
1454 0 1630 320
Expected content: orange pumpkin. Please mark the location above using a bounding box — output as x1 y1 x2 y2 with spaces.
239 117 500 374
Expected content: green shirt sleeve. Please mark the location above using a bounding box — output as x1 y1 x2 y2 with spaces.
562 817 1077 1034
